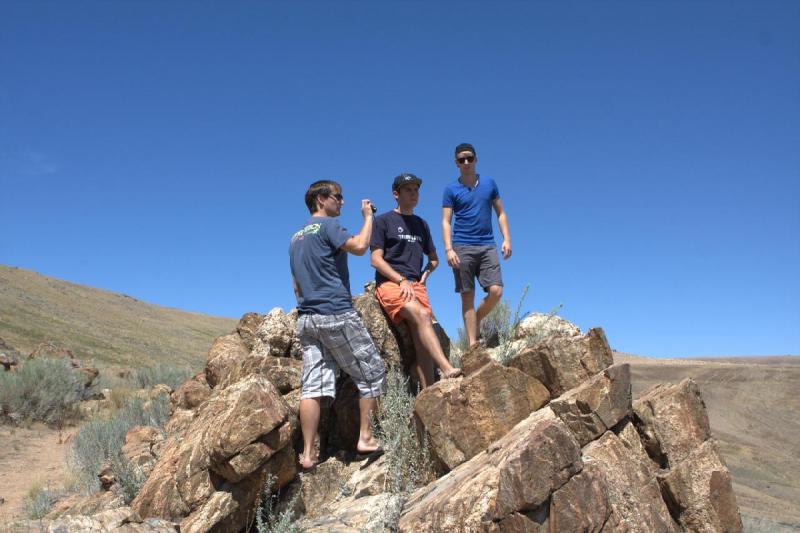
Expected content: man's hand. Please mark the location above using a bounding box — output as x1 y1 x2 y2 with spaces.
446 249 461 268
501 240 512 260
399 279 415 302
420 269 431 285
360 199 374 219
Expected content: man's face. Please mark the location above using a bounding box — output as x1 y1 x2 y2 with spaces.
318 188 344 216
455 150 477 171
393 183 419 209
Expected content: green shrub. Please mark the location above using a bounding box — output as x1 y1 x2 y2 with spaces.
0 357 86 426
69 393 171 492
255 473 302 533
131 363 193 390
23 485 62 519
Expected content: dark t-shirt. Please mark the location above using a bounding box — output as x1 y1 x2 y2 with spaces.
289 216 353 315
370 210 435 285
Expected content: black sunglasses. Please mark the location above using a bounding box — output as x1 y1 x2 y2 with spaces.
329 193 344 201
457 155 475 164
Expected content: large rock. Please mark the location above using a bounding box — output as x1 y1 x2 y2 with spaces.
399 408 582 531
204 333 249 389
170 372 211 410
352 283 404 368
582 423 678 532
131 375 295 531
414 361 550 470
657 439 743 532
548 363 631 446
251 307 296 358
0 337 20 371
236 311 264 351
217 353 302 393
508 327 613 397
633 378 711 467
514 312 582 340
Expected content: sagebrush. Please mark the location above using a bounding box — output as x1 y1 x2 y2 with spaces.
69 393 171 494
0 356 86 426
132 362 193 390
254 473 302 533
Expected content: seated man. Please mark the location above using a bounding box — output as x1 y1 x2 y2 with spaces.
371 173 462 388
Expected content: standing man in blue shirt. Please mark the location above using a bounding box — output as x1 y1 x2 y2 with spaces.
289 180 384 470
442 143 512 348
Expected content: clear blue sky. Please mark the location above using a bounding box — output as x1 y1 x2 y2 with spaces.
2 1 798 357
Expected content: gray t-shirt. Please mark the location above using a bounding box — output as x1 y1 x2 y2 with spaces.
289 216 353 315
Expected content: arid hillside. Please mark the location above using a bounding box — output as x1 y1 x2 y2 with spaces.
616 352 800 530
0 265 236 368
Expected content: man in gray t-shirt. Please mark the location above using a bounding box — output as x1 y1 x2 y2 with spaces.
289 179 384 470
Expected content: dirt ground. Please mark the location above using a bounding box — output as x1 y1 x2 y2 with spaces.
0 423 74 525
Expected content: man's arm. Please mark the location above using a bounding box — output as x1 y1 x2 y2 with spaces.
371 248 415 302
493 197 512 259
340 199 374 256
292 276 301 300
419 250 439 285
441 206 460 267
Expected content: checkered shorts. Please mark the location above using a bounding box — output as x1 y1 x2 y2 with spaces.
296 310 385 399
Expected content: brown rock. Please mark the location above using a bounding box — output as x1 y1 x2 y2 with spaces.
633 378 711 467
99 460 116 490
204 333 249 389
45 490 125 519
548 363 631 446
460 343 493 375
582 430 678 532
131 375 294 531
170 372 211 410
514 313 582 340
352 283 404 368
217 353 302 393
658 439 743 532
28 341 76 362
303 493 400 533
121 425 164 477
414 361 550 470
236 311 264 351
550 461 611 532
399 408 582 531
0 337 21 370
508 328 614 397
253 307 296 357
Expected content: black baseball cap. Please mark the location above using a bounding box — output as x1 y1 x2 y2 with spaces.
392 172 423 191
454 143 476 157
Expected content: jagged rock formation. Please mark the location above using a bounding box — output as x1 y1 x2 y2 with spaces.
0 337 21 371
19 287 742 532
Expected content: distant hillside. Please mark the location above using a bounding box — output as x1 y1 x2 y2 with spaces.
615 351 800 530
0 265 237 369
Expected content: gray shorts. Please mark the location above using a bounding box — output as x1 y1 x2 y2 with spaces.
452 244 503 293
296 310 385 399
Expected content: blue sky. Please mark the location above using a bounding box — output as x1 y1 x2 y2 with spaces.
2 1 798 357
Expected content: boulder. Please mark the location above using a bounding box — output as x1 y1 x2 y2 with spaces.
658 439 743 532
204 333 249 389
252 307 296 358
0 337 21 371
352 283 404 368
549 461 611 532
216 353 302 393
633 378 711 468
131 375 295 531
399 408 582 531
582 426 678 532
548 363 631 446
514 313 581 340
236 311 264 351
170 372 211 410
302 493 401 533
508 328 613 397
414 361 550 470
121 425 164 477
459 343 493 375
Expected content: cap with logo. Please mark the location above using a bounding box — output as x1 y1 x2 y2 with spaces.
392 172 423 191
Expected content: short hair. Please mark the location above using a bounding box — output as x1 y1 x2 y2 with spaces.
454 142 476 157
304 180 342 214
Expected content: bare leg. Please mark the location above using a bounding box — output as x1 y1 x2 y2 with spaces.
475 285 503 335
299 397 321 469
461 290 478 347
357 397 381 453
401 302 461 384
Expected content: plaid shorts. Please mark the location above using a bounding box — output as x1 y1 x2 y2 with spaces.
296 310 385 399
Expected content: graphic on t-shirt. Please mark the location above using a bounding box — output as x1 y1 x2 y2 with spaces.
291 223 321 242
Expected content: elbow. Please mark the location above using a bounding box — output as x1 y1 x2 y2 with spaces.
354 243 369 256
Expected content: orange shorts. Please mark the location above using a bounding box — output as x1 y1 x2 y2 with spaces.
375 281 433 325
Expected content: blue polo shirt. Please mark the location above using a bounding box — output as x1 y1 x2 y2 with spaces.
442 175 499 246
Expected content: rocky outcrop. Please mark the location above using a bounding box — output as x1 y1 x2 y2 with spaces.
26 340 100 388
131 375 295 531
414 361 550 470
0 337 20 370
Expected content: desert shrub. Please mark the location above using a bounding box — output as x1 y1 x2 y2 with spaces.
69 393 170 492
255 473 302 533
23 485 62 519
377 365 434 494
0 356 85 426
131 362 193 390
111 455 148 504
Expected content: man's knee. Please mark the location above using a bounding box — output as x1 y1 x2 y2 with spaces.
403 302 432 324
487 285 503 299
460 290 476 306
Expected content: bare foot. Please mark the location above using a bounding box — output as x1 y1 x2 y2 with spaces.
299 453 318 471
443 368 463 379
356 437 381 455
